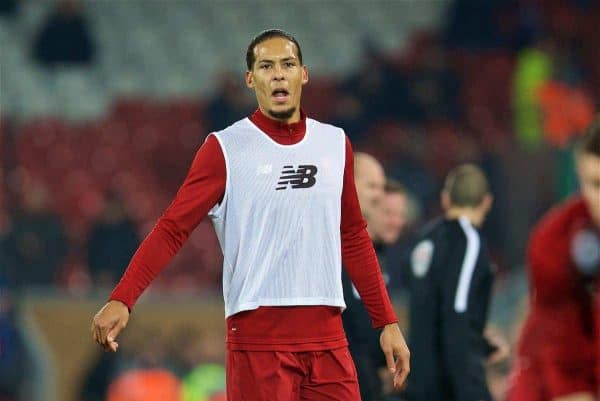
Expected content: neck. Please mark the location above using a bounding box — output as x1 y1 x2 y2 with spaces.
445 208 483 228
249 108 306 144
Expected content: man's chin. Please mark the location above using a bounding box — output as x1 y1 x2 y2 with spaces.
268 107 296 121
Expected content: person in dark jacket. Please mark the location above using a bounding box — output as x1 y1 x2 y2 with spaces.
404 164 500 401
342 152 385 401
343 154 410 401
87 192 139 286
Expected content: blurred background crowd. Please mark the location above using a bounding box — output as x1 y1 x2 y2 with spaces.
0 0 598 401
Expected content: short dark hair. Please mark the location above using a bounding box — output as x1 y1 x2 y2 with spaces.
575 115 600 157
443 164 490 208
385 178 407 195
246 29 303 70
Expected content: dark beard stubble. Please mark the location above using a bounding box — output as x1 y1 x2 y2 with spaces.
268 107 296 121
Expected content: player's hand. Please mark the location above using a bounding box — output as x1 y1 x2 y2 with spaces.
380 323 410 390
91 300 129 352
485 326 510 365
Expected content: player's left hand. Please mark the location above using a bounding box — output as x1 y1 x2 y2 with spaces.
380 323 410 390
485 326 510 365
91 300 129 352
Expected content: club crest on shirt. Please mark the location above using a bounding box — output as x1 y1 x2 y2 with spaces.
411 240 434 278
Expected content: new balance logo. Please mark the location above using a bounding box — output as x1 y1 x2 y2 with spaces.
276 164 318 190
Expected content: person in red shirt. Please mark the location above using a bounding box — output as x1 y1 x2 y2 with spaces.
90 29 410 401
508 117 600 401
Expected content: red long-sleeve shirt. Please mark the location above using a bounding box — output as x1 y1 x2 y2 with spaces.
110 109 397 351
517 196 595 363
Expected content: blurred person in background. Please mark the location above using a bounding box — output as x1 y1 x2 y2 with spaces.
371 179 410 247
4 182 67 287
342 152 386 401
370 177 417 297
343 173 412 401
91 29 409 401
87 192 140 287
405 164 505 401
509 117 600 401
32 0 95 66
354 152 386 230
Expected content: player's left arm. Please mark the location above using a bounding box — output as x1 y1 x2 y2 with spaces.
339 136 396 327
339 135 409 389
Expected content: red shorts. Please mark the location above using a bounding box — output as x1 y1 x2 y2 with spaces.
508 355 596 401
226 347 361 401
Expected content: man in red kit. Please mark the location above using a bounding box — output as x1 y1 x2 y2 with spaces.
91 29 410 401
508 117 600 401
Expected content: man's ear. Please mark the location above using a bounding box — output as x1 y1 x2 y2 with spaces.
482 194 494 214
301 65 309 85
245 70 254 89
441 191 451 211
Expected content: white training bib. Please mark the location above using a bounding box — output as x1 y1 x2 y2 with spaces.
209 117 347 317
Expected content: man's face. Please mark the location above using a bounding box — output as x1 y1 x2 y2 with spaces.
375 192 408 245
355 161 385 219
577 152 600 228
246 37 308 122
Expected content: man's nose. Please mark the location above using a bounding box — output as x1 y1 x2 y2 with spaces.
272 65 285 80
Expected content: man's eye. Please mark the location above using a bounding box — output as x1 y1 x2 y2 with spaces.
260 64 271 69
285 62 294 67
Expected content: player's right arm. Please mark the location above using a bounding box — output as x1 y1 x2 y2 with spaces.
91 135 226 352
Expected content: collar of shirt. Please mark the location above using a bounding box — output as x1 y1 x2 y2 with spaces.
249 108 306 145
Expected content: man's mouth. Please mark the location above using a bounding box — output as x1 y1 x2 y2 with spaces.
271 89 290 103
